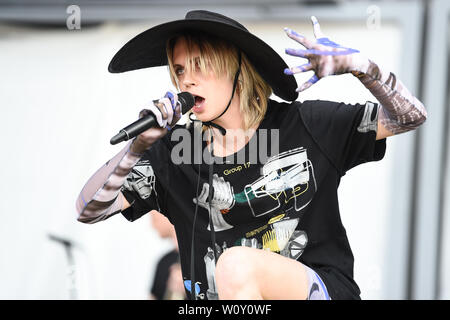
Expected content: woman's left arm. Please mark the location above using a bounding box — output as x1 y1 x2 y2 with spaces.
284 16 427 140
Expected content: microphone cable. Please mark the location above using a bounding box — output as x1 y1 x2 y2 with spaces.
188 50 241 300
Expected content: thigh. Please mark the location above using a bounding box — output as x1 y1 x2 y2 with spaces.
302 264 331 300
217 246 308 300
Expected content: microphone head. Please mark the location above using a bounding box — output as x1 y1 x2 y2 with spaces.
178 92 195 114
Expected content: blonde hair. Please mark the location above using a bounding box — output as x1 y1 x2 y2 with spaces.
166 33 272 130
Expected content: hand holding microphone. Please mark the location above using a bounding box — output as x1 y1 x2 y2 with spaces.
110 91 194 153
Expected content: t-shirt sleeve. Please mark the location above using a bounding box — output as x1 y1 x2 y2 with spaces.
120 139 170 222
298 100 386 176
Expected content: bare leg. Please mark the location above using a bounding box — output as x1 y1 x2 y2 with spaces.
215 246 309 300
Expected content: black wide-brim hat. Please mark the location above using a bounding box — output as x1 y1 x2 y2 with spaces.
108 10 298 102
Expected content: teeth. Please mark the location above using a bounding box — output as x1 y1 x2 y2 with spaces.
193 95 204 108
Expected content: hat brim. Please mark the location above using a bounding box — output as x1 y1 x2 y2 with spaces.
108 19 298 102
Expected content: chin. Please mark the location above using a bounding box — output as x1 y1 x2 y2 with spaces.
193 113 212 123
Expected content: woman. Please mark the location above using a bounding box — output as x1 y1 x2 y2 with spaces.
76 10 427 300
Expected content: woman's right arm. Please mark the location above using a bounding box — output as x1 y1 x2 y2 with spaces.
76 139 144 224
76 92 181 224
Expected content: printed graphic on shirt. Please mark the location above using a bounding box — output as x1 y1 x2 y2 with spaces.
193 147 317 232
235 147 317 217
204 242 227 300
122 159 157 200
196 217 309 300
191 147 316 300
238 215 308 259
193 174 235 231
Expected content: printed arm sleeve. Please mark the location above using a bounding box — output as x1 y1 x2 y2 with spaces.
75 141 143 224
299 100 386 176
352 60 427 135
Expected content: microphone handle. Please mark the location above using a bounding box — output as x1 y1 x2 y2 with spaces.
110 112 157 145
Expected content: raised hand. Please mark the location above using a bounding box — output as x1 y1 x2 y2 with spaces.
284 16 369 92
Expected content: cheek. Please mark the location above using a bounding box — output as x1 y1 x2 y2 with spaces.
176 79 185 91
216 83 233 102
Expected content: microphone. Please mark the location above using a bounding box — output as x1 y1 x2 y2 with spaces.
110 92 195 145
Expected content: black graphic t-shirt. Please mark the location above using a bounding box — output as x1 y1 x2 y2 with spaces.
121 99 386 300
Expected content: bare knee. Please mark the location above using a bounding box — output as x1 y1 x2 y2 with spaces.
215 247 261 299
216 247 254 288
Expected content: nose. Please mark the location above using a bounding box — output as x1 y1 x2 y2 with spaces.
181 69 197 89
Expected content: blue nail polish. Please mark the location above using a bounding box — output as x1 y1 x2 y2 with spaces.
285 27 301 37
284 68 294 75
291 30 301 37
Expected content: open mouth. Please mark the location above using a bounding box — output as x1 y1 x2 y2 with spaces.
192 94 205 112
193 94 205 106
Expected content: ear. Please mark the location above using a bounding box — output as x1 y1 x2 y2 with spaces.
237 80 243 94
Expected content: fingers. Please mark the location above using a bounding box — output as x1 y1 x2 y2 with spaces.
159 97 174 124
284 27 314 49
193 182 209 205
199 182 209 201
284 62 313 75
214 174 225 192
296 74 319 92
316 37 342 48
164 90 178 106
285 48 312 59
311 16 325 39
150 90 181 129
139 108 152 119
165 90 180 117
146 103 165 127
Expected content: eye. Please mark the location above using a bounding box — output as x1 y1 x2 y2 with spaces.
194 57 200 67
174 67 184 76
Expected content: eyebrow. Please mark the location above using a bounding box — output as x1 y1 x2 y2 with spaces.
173 57 203 73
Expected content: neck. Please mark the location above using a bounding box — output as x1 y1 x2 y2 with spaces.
211 94 244 131
206 98 261 157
